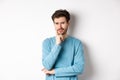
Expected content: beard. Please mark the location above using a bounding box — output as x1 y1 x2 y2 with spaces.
57 28 67 35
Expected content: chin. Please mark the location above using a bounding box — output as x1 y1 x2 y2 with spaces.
60 33 66 35
57 31 67 35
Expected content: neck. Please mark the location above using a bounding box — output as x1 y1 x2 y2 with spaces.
56 33 68 38
61 34 68 39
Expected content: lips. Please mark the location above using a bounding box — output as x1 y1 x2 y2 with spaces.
58 29 64 33
58 28 64 31
59 29 63 31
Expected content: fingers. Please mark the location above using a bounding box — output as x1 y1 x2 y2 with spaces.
41 68 45 71
41 68 55 75
41 68 50 75
59 35 64 41
56 35 63 45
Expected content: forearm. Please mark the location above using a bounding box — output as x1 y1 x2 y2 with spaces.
42 44 61 70
54 62 84 77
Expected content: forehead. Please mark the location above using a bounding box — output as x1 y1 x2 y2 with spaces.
54 17 67 22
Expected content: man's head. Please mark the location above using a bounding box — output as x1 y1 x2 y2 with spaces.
51 9 70 35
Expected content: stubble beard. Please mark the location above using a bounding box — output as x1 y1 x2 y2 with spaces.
57 29 67 35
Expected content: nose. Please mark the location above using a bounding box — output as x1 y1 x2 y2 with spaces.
58 23 62 28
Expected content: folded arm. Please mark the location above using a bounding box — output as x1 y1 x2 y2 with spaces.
42 39 62 70
55 42 85 77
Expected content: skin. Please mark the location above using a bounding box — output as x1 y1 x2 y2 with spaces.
54 17 70 45
42 16 70 75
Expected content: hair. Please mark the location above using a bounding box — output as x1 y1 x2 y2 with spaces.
51 9 70 22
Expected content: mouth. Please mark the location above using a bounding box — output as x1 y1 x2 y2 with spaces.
57 29 64 34
59 29 63 31
58 29 64 32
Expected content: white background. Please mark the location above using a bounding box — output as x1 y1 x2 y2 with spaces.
0 0 120 80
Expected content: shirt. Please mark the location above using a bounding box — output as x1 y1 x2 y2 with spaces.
42 36 85 80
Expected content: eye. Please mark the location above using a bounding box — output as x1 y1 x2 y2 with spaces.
55 22 59 25
61 22 65 24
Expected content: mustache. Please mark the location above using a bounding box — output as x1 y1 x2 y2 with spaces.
57 28 64 31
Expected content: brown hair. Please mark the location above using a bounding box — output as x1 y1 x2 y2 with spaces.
51 9 70 22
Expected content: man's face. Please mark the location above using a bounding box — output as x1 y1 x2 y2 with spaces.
53 17 69 35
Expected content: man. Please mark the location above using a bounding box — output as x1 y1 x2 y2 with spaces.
42 9 85 80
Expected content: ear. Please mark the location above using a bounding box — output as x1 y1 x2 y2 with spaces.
68 20 70 26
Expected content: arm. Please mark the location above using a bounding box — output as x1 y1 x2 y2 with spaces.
42 38 62 70
55 42 85 77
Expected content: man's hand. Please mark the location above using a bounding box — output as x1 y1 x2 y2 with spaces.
56 35 64 45
41 68 55 75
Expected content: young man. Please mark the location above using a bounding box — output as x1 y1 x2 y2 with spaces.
42 9 85 80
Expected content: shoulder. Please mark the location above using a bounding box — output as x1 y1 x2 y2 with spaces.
42 36 55 44
69 36 84 53
69 36 82 44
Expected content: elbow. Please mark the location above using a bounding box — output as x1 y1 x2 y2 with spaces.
43 65 51 70
78 67 84 74
75 64 84 74
42 61 52 70
78 64 84 74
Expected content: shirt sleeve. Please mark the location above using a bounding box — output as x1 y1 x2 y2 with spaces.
42 38 62 70
55 41 85 77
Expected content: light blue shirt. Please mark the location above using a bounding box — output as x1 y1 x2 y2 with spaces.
42 36 85 80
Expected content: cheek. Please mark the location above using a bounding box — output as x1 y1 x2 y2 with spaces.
55 26 59 30
56 26 59 29
54 25 57 29
63 25 68 29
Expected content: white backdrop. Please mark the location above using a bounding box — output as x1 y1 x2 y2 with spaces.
0 0 120 80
